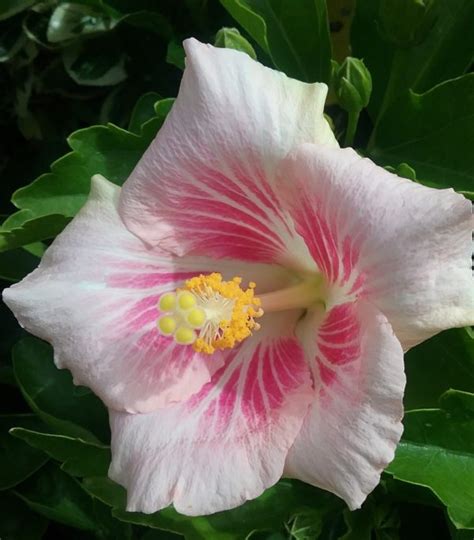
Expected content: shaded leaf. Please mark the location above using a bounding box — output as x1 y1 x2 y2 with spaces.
1 97 172 251
62 36 127 86
369 74 474 192
0 414 48 490
0 247 39 281
13 336 110 443
11 428 111 477
352 0 474 119
128 91 161 134
0 0 36 21
47 2 111 43
0 14 26 62
166 40 185 70
15 462 103 530
0 491 48 540
221 0 332 82
93 477 342 540
404 328 474 411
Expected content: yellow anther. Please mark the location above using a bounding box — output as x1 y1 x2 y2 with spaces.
183 273 263 355
178 291 197 310
175 326 197 345
156 273 263 355
186 307 206 328
157 315 177 335
159 293 176 312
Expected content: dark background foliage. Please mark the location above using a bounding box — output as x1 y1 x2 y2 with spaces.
1 1 473 539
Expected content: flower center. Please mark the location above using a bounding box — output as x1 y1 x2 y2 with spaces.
157 273 325 355
157 273 263 354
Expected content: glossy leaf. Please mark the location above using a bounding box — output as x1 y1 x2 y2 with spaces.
0 214 71 252
85 476 342 540
387 390 474 529
130 485 341 539
352 0 474 118
340 498 399 540
404 328 474 410
62 36 127 86
214 27 257 59
128 91 162 134
220 0 332 82
1 97 172 251
0 414 48 490
47 2 110 43
15 462 103 531
369 74 474 192
13 336 110 443
166 40 185 70
10 428 111 477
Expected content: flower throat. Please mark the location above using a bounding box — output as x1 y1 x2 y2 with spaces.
156 272 323 355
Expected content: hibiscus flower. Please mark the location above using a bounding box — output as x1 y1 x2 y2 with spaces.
3 39 473 516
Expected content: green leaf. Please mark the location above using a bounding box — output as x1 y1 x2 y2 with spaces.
368 74 474 192
82 476 127 509
0 0 35 21
13 336 110 444
128 91 162 134
387 390 474 529
22 9 57 49
47 2 111 43
287 510 324 539
92 476 341 540
0 214 71 252
214 27 257 59
10 428 111 477
404 328 474 410
220 0 332 83
15 462 103 531
166 39 185 70
0 492 48 540
352 0 474 119
0 414 48 490
62 35 127 86
1 97 172 251
340 498 399 540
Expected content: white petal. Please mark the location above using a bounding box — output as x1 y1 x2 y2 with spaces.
285 301 405 509
278 144 474 348
3 175 288 413
118 39 336 270
109 313 313 515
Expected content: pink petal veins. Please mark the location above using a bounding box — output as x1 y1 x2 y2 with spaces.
109 312 313 515
2 176 221 413
278 144 474 348
119 39 336 270
285 301 405 509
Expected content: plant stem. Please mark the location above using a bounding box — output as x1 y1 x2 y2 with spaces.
344 109 359 147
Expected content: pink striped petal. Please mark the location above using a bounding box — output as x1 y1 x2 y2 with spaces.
3 176 289 413
108 312 313 515
285 301 405 509
119 39 336 269
278 144 474 348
